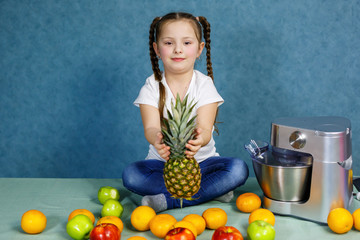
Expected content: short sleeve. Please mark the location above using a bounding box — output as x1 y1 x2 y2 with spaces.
133 76 159 108
196 74 224 108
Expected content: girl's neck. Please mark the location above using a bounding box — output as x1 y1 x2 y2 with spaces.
164 70 193 100
165 70 193 83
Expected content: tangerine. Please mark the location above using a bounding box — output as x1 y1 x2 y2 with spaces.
182 214 206 235
173 220 198 238
68 209 96 224
149 214 177 238
353 208 360 231
327 208 353 234
236 192 261 213
21 210 47 234
202 208 227 229
248 208 275 226
131 206 156 231
97 216 124 232
127 236 148 240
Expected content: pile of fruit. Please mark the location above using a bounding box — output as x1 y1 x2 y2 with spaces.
21 185 124 239
66 186 124 240
20 185 360 239
131 205 229 239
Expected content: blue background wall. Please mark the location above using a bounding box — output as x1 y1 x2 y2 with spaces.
1 0 359 178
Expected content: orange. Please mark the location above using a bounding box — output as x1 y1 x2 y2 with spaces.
173 220 198 238
127 237 148 240
327 208 353 234
68 209 96 224
182 214 206 235
248 208 275 226
236 192 261 213
131 206 156 231
149 213 177 238
352 208 360 231
21 210 47 234
202 208 227 229
97 216 124 232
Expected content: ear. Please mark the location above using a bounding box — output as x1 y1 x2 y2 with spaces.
197 42 205 58
153 42 160 57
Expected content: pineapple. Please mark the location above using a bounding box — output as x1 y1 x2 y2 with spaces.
162 94 202 202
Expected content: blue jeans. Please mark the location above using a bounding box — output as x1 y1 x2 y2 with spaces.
122 156 249 209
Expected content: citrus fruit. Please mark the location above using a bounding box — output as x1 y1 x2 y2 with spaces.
236 192 261 213
327 208 353 234
68 209 96 224
248 208 275 226
149 213 177 238
173 220 198 238
21 210 47 234
127 236 148 240
353 208 360 231
131 206 156 231
97 216 124 232
182 213 206 235
202 208 227 229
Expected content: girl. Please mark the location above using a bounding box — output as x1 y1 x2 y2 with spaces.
122 12 249 212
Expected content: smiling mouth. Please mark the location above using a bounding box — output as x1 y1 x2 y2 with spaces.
172 58 185 62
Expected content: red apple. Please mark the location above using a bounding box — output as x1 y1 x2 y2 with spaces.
89 223 121 240
212 226 243 240
165 227 195 240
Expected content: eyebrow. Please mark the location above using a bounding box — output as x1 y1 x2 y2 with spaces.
160 36 196 40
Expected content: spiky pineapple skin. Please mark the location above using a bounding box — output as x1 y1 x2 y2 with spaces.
161 94 202 200
163 157 201 199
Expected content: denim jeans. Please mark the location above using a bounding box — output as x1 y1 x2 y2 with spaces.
122 156 249 209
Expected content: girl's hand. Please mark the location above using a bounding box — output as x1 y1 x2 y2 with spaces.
154 132 171 161
185 128 204 159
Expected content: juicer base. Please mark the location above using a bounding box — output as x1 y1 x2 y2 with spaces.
263 195 354 224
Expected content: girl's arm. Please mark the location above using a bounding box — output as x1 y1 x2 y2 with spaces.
185 102 218 158
139 104 170 160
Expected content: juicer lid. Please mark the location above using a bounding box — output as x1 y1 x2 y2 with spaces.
272 116 351 134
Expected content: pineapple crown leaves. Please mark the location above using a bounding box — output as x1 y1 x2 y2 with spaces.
161 94 198 157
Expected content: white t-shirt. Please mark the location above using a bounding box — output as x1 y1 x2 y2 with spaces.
134 70 224 162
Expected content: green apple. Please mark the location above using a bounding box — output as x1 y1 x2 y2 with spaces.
101 199 124 218
98 186 120 204
66 214 94 240
247 220 275 240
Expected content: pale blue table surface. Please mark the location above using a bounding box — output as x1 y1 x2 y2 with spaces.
1 177 359 239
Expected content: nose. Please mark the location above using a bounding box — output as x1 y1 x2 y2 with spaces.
174 43 183 54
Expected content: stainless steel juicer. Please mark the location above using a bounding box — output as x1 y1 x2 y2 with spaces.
247 116 353 223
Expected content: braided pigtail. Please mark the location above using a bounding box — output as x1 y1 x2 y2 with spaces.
149 17 162 81
198 16 220 134
149 17 166 123
198 16 213 81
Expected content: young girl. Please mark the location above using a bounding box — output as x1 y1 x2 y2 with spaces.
122 12 249 212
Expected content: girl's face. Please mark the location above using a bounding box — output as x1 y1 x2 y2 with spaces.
153 20 204 77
